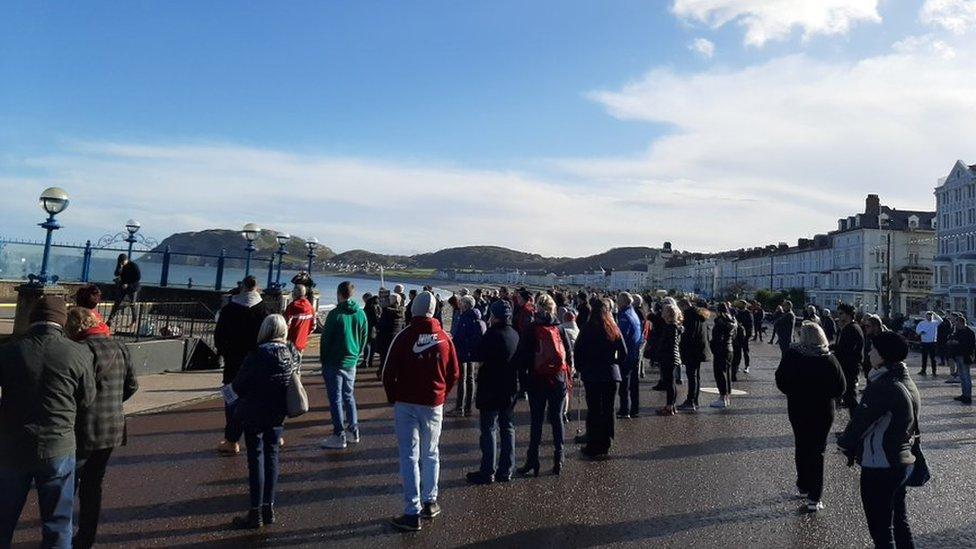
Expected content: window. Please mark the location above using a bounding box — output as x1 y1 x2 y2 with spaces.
967 264 976 284
908 252 919 265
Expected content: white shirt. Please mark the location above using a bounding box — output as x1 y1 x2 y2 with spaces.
915 319 940 343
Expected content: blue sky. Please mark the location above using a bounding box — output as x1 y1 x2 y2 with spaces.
2 1 976 255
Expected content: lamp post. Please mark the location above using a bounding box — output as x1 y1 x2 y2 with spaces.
31 187 70 286
124 219 141 258
274 233 290 288
241 223 260 277
305 237 318 273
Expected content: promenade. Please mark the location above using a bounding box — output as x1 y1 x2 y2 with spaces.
10 342 976 548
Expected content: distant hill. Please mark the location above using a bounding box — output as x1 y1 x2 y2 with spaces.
151 230 659 273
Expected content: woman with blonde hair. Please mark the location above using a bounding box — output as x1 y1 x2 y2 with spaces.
654 303 684 416
775 321 846 512
230 314 300 529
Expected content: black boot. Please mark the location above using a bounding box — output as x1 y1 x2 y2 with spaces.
516 462 540 477
231 508 263 530
262 503 275 525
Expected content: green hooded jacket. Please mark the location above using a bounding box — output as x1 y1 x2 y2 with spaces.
320 300 368 370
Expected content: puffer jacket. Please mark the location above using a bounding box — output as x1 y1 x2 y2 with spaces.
654 322 683 370
838 362 919 468
710 314 737 357
680 308 710 364
232 341 299 428
617 306 643 367
452 308 487 363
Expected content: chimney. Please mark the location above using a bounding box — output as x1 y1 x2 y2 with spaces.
865 194 881 216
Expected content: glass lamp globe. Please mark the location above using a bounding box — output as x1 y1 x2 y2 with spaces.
39 187 69 215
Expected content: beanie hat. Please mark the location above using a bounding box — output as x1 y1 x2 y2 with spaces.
411 291 436 318
29 295 68 327
490 299 513 322
872 331 909 364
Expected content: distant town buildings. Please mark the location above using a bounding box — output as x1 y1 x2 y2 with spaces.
932 160 976 317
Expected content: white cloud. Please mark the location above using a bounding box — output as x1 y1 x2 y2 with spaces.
689 37 716 58
672 0 882 46
920 0 976 34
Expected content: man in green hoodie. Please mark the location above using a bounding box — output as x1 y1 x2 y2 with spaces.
320 281 368 450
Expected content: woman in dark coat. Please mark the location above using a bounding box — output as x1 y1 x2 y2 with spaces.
466 299 520 485
710 303 737 409
375 293 406 380
230 314 299 529
574 300 627 458
655 303 683 416
775 321 846 512
678 299 711 411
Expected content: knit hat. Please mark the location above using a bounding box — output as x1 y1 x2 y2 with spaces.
29 295 68 326
411 291 436 318
872 331 908 364
490 299 512 322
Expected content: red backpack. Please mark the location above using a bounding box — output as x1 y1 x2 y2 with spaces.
533 325 567 380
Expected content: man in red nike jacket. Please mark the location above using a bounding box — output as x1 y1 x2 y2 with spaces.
382 291 459 532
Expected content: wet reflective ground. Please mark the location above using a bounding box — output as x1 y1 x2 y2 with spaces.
12 341 976 548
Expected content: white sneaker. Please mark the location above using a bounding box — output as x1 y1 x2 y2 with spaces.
320 435 347 449
709 398 727 409
346 430 361 444
807 500 824 512
724 397 731 408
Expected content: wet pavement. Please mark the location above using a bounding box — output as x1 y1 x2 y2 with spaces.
11 341 976 548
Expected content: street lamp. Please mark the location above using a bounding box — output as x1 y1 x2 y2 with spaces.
274 233 290 288
30 187 69 285
305 237 318 273
124 219 141 258
241 223 260 277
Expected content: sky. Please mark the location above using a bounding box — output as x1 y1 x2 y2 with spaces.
2 0 976 256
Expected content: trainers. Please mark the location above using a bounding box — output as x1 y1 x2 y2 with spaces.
217 440 240 456
676 401 697 412
709 398 727 409
420 501 441 519
320 435 347 449
346 430 361 444
743 367 750 374
391 514 421 532
947 377 961 384
918 370 927 376
806 500 824 512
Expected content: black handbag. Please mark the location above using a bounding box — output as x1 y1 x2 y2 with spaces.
897 380 930 487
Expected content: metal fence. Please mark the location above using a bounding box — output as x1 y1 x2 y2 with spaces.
93 300 218 347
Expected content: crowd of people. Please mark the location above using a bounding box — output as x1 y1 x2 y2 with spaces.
2 273 953 548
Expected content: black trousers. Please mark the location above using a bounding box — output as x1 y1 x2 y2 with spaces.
583 380 618 455
860 466 913 549
919 343 937 373
225 403 244 443
841 362 860 408
713 353 732 396
617 361 640 416
788 411 832 502
74 447 114 549
659 361 677 406
684 360 702 405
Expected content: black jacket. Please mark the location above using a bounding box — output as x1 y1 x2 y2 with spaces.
821 315 837 341
644 312 666 360
735 309 754 337
363 297 381 341
948 325 976 363
710 314 736 357
775 348 846 427
232 342 299 428
937 319 953 344
475 322 520 410
76 335 139 453
773 311 796 344
679 308 710 364
831 321 864 371
0 324 96 466
215 295 272 384
654 323 682 370
376 305 406 356
839 363 919 468
574 325 626 383
117 261 141 287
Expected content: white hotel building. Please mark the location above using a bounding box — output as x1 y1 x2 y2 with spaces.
932 160 976 317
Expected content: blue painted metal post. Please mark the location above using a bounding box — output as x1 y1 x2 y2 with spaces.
81 240 92 282
35 214 62 285
160 246 171 287
266 258 274 289
215 249 225 291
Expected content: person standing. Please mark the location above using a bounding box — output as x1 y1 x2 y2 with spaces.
64 307 138 548
574 300 626 458
654 303 683 416
383 291 459 532
320 281 368 450
733 301 753 377
947 313 975 405
832 303 865 411
773 300 797 356
838 332 920 549
914 311 940 376
0 297 96 549
214 275 271 455
106 254 141 328
616 292 644 419
229 315 299 529
677 299 710 412
514 294 573 476
362 292 382 368
710 303 737 409
447 296 486 417
752 304 765 342
376 293 406 380
936 311 953 370
820 308 837 342
283 284 315 359
466 300 519 485
775 322 846 513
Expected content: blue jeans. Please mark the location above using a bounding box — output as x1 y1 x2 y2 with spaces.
0 455 76 549
394 402 443 516
244 425 283 509
479 406 515 478
323 367 358 438
526 382 567 467
955 356 972 398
